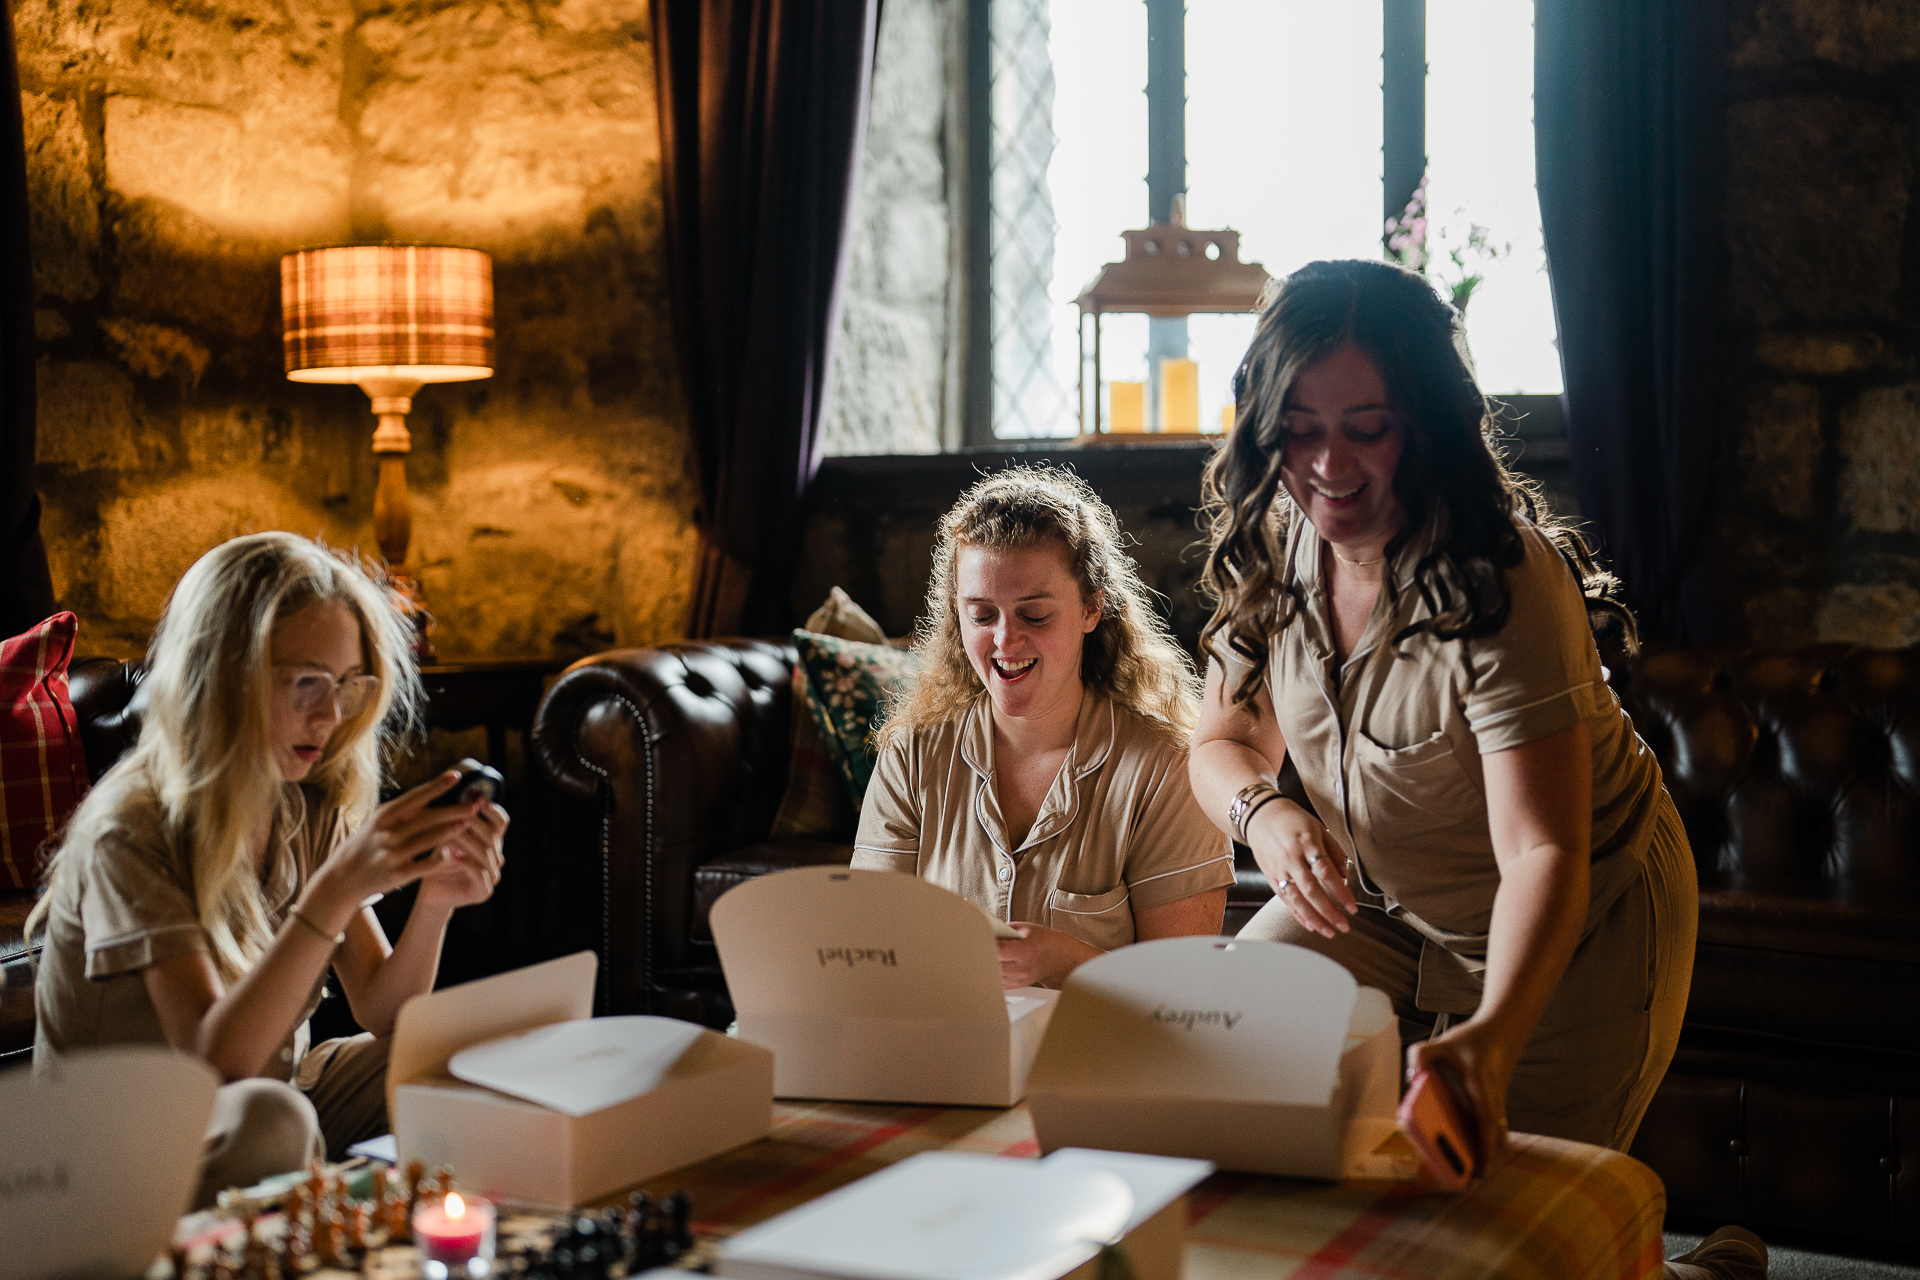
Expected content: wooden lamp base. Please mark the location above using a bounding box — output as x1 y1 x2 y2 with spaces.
364 378 437 662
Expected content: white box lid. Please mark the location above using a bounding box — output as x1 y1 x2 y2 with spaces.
1028 937 1365 1106
711 867 1007 1023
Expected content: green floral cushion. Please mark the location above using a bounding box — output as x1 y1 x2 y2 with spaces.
791 629 922 810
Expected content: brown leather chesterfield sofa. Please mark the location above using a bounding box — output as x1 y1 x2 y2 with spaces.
532 637 1920 1247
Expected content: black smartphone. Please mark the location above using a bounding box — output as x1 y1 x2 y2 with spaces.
426 758 506 810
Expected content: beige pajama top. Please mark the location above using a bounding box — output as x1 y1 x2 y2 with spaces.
34 774 339 1078
1221 512 1667 1012
852 690 1234 952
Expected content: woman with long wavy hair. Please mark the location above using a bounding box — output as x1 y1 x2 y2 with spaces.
854 466 1234 989
1190 260 1700 1173
29 532 506 1207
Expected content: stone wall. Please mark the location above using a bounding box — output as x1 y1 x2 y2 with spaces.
1721 0 1920 647
17 0 697 660
820 0 956 456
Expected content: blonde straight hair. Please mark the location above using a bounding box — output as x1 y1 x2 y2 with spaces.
29 533 420 981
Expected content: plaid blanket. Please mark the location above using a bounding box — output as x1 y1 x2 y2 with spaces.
639 1101 1665 1280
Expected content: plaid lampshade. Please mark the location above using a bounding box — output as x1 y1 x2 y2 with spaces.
280 245 494 384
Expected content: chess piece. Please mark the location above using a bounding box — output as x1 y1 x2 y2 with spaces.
346 1200 370 1255
385 1174 411 1244
665 1191 692 1257
434 1165 456 1198
312 1202 338 1270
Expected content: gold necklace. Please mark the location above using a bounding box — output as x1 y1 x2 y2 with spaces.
1331 548 1386 568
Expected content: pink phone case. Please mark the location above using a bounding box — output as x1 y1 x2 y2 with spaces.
1398 1067 1479 1191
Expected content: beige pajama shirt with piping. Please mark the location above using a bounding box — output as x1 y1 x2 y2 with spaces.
1227 514 1697 1153
852 690 1235 953
33 777 391 1205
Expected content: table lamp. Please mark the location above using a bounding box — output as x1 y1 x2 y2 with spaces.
280 244 494 657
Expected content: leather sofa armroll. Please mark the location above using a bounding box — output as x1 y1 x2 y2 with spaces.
531 640 798 1020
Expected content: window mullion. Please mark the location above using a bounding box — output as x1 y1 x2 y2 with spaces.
1383 0 1427 235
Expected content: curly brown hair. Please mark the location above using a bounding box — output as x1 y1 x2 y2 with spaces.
1199 259 1633 710
884 466 1200 742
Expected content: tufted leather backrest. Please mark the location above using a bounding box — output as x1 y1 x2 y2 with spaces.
1619 645 1920 905
68 657 146 783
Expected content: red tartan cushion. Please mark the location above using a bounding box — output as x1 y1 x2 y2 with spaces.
0 613 90 889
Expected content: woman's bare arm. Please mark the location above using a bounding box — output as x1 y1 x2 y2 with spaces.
1190 660 1356 935
1408 719 1592 1163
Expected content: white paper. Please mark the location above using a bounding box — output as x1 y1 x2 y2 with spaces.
716 1153 1134 1280
449 1016 708 1117
347 1134 399 1162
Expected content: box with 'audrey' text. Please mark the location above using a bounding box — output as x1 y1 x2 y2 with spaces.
1027 937 1411 1181
710 866 1058 1106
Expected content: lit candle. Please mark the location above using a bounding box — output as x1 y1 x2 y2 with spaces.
413 1191 496 1278
1108 380 1145 432
1159 358 1200 432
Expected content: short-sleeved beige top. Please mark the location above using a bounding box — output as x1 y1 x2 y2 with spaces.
851 689 1235 952
33 773 340 1078
1220 513 1664 1008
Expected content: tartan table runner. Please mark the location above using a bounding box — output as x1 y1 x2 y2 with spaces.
632 1100 1666 1280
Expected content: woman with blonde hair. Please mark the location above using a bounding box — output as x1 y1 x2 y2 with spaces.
853 466 1233 988
30 532 506 1207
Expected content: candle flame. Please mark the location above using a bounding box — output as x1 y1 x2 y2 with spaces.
446 1192 465 1218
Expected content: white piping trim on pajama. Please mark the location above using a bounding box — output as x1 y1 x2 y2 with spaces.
1464 679 1604 732
1051 893 1131 915
1125 853 1234 889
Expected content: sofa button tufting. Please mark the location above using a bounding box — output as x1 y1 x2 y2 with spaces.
1728 1139 1749 1157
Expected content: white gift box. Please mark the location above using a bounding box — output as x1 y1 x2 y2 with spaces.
0 1047 218 1280
710 866 1058 1106
713 1147 1211 1280
1026 937 1411 1180
390 951 773 1207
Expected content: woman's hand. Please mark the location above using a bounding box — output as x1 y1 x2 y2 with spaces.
997 923 1103 990
1406 1017 1520 1173
301 771 487 928
1245 798 1357 939
415 802 509 911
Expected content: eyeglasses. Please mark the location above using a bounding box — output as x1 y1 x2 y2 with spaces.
274 667 382 718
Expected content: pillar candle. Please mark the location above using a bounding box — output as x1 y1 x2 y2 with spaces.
1217 403 1236 434
1159 359 1200 432
1108 381 1145 432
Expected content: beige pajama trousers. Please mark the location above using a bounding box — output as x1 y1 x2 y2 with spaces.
1240 796 1697 1152
195 1032 392 1209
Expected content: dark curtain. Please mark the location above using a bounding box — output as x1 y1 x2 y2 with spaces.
651 0 878 638
1535 0 1742 646
0 0 53 637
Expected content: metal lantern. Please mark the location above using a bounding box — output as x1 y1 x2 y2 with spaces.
1073 210 1272 440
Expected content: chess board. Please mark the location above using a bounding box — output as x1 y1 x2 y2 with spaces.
163 1158 705 1279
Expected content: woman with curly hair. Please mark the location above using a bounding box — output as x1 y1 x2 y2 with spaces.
30 532 507 1207
1190 259 1698 1167
853 466 1234 989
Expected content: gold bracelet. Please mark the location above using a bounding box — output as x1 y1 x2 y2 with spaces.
289 908 345 947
